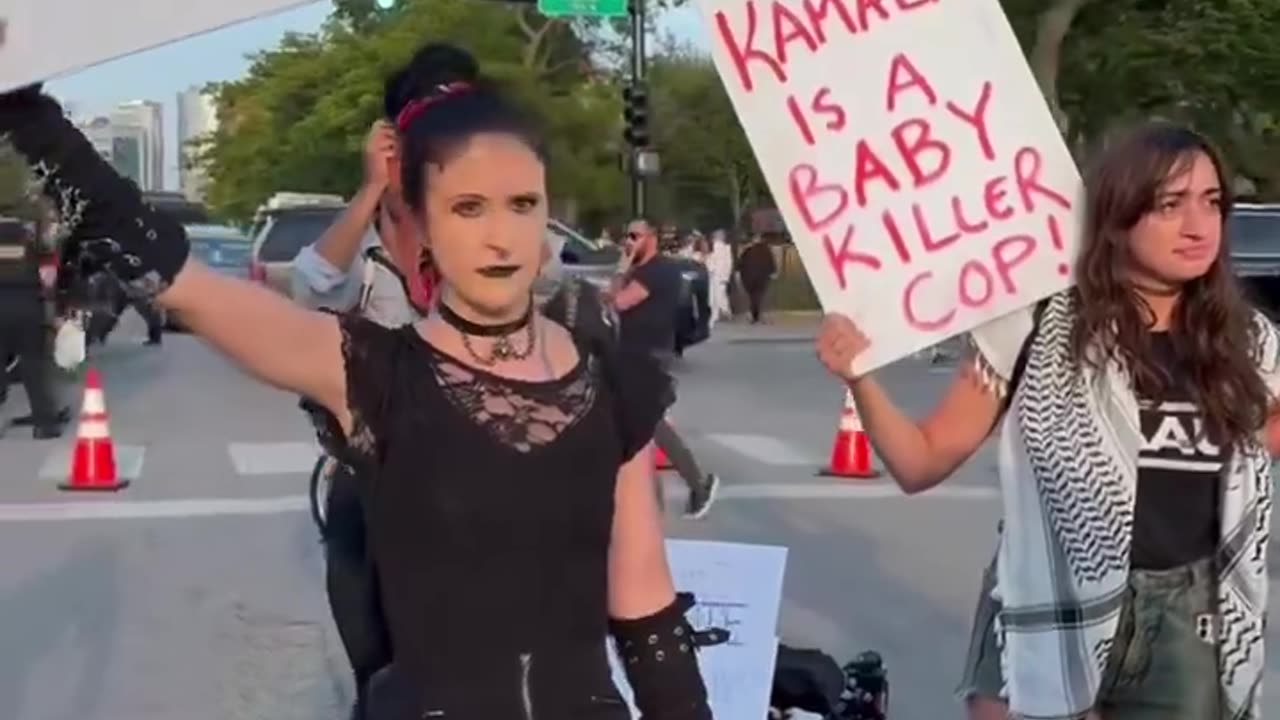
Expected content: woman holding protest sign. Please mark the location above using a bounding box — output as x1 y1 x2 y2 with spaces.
0 42 725 720
817 122 1280 719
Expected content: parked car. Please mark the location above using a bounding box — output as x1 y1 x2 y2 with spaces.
667 254 712 354
168 223 253 331
1230 203 1280 318
249 193 349 296
190 224 254 280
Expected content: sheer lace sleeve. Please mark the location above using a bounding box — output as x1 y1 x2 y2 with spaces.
301 312 403 468
602 348 676 463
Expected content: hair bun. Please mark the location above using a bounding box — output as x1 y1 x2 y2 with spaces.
386 43 482 119
406 43 480 90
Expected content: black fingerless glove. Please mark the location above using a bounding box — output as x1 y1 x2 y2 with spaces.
610 592 731 720
0 87 189 299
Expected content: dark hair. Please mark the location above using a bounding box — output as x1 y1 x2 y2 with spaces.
1071 121 1269 449
385 44 545 211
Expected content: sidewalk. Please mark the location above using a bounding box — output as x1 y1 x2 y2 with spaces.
712 313 820 344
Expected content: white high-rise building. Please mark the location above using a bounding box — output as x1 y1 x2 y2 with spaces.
111 100 164 192
176 86 218 202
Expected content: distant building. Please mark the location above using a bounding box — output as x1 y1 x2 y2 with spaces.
177 86 218 202
79 117 114 161
112 100 164 191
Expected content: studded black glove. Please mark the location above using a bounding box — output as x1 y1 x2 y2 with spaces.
0 87 189 299
610 591 730 719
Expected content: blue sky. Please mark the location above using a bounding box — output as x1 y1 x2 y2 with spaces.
45 1 709 191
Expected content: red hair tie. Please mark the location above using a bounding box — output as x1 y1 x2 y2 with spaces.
395 82 472 131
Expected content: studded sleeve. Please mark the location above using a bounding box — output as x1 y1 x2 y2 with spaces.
0 88 189 298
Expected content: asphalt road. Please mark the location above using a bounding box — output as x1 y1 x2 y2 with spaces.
0 312 1276 719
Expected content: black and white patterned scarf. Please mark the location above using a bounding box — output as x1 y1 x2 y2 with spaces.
970 290 1279 719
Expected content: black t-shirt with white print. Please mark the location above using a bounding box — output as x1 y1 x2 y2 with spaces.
1131 332 1221 570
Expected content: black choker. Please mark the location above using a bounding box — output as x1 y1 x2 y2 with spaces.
437 302 535 365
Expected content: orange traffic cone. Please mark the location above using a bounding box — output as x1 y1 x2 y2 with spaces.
818 388 881 479
60 368 129 492
655 444 673 470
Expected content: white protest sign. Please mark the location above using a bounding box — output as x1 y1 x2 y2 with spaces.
609 539 788 719
0 0 320 94
697 0 1083 373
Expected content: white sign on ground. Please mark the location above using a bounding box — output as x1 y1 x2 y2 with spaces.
609 539 788 719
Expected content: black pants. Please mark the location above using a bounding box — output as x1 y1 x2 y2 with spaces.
112 296 164 343
649 351 706 494
0 308 58 425
744 282 769 322
322 464 392 714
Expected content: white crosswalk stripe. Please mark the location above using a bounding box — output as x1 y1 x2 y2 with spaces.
37 444 147 480
0 483 997 523
704 433 812 466
227 442 321 476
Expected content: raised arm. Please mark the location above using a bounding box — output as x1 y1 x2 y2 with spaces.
816 314 1004 494
1 87 348 420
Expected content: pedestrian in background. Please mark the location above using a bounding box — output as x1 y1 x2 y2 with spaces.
706 229 733 325
0 215 62 438
289 62 445 720
611 218 720 519
736 233 775 324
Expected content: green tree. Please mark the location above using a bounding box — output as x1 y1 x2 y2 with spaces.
0 140 42 221
1000 0 1096 132
198 0 611 224
644 48 764 231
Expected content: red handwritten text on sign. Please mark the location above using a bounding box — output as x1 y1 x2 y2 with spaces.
712 3 1076 335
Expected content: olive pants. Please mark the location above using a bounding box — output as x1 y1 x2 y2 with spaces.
959 556 1223 718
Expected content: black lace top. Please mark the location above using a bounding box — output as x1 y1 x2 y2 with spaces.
308 314 672 719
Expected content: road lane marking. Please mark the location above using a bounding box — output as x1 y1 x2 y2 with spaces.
38 444 146 480
228 442 321 475
666 481 997 501
0 495 308 522
705 433 812 465
0 483 998 523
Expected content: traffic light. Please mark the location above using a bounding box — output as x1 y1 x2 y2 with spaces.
622 83 649 148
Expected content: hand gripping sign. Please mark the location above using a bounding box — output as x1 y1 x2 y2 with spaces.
697 0 1083 374
0 0 318 94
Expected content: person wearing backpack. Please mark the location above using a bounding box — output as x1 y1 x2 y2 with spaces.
290 83 437 720
817 123 1280 720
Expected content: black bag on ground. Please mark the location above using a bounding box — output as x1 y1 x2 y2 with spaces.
771 644 846 716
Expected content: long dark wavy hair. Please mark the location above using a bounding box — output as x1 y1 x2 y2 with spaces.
1071 122 1270 449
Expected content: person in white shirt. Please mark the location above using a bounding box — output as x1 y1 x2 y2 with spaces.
706 229 734 325
290 113 434 720
291 120 433 328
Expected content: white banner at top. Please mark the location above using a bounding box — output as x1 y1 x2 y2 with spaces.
0 0 322 93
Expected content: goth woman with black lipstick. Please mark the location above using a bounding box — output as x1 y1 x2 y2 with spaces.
0 44 722 720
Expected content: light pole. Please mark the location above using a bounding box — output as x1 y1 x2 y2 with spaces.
627 0 647 217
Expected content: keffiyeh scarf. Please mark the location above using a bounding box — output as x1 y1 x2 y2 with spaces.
968 290 1280 719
